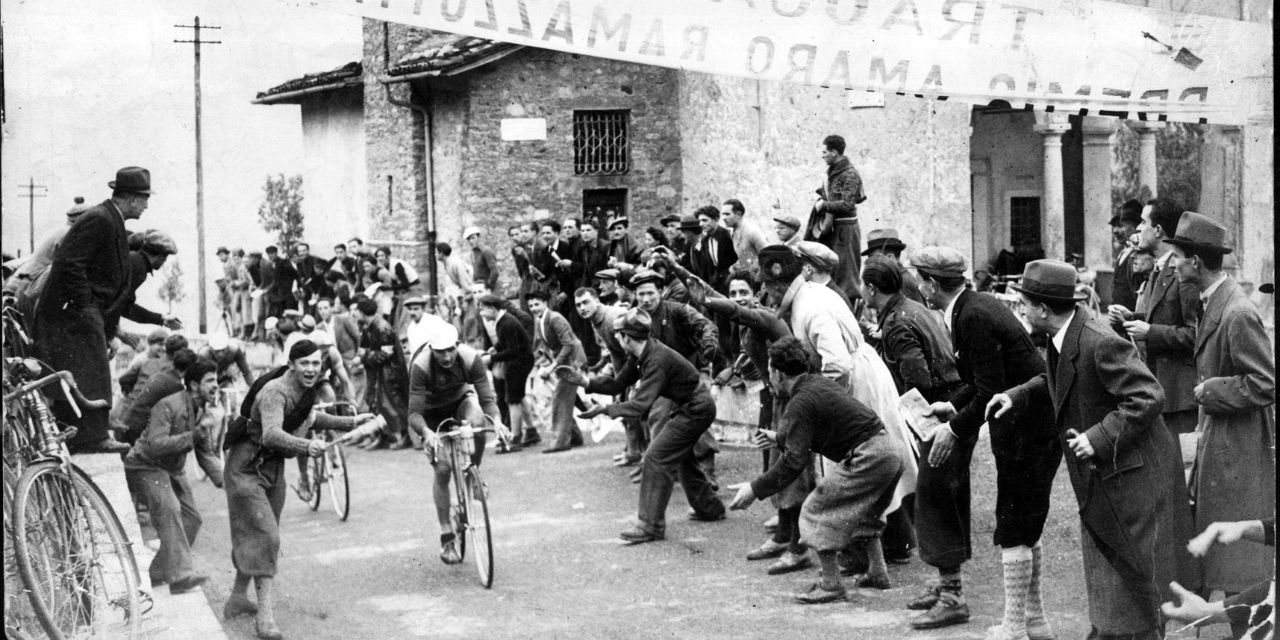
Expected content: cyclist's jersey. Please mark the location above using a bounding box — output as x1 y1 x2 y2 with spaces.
199 345 252 387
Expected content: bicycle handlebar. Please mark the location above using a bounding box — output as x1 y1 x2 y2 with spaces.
3 369 109 411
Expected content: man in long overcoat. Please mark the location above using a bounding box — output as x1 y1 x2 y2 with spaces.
994 259 1197 640
35 166 153 453
1165 212 1275 612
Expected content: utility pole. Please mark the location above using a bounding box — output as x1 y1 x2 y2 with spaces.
17 178 48 254
175 16 221 334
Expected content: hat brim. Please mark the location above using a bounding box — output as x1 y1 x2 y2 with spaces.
1008 284 1088 302
915 265 965 280
860 241 906 256
1161 237 1233 254
108 181 153 195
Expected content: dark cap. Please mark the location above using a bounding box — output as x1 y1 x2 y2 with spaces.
612 308 652 338
678 215 701 232
629 269 664 289
659 215 681 226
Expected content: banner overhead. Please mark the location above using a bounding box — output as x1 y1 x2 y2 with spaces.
299 0 1270 125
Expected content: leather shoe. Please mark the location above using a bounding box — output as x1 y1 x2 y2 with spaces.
687 508 726 522
767 550 813 575
613 455 640 467
907 584 942 610
223 593 258 618
71 437 130 454
439 540 462 565
521 432 542 446
495 442 521 455
618 527 664 544
911 591 970 629
745 539 787 561
793 582 848 604
169 574 208 594
542 446 571 454
850 573 891 590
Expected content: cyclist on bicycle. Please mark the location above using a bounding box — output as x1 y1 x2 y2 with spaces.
407 323 503 565
199 332 257 389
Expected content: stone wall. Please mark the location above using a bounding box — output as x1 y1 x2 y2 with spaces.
677 73 973 268
442 49 683 294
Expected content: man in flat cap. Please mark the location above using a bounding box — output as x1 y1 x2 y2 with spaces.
36 166 155 453
560 309 726 543
794 241 855 312
659 214 688 259
862 228 924 305
990 259 1196 640
1167 212 1274 636
908 246 1060 637
607 216 643 268
773 215 803 248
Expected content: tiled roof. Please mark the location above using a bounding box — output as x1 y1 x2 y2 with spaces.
254 62 362 104
387 36 523 78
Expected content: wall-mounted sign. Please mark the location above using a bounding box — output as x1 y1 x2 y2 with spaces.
847 91 885 109
501 117 547 141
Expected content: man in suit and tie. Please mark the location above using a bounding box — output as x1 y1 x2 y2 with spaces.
36 166 154 454
991 259 1196 640
1106 197 1200 449
528 290 587 453
1108 199 1143 309
1165 212 1275 638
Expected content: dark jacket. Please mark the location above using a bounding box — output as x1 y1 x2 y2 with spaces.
690 227 737 293
533 309 586 368
876 293 960 402
949 289 1049 442
267 256 297 303
125 390 223 484
585 339 708 419
108 251 163 328
1110 248 1139 310
574 238 611 288
471 246 501 292
123 366 184 444
535 241 579 294
1008 311 1196 633
484 311 535 377
703 298 790 381
608 235 643 267
39 200 130 322
804 156 865 244
1118 258 1199 414
648 301 718 369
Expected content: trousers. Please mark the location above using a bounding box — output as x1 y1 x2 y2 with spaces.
637 393 724 535
126 467 202 583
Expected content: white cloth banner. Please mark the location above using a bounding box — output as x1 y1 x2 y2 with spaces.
298 0 1269 125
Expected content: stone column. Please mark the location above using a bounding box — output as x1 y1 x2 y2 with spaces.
1081 117 1118 273
1134 121 1164 198
1034 113 1072 262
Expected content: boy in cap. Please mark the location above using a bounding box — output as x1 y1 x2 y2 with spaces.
910 246 1060 636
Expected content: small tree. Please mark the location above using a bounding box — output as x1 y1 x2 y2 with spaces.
158 258 186 314
258 174 305 254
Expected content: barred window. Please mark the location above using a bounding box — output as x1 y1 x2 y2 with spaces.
1009 196 1041 248
573 110 629 176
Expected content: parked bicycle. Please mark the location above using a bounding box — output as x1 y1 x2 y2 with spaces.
3 357 144 639
432 416 497 589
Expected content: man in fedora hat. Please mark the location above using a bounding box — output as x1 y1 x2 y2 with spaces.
1107 197 1200 445
909 246 1060 636
862 228 924 305
560 308 726 543
35 166 155 454
990 259 1197 640
1108 199 1144 309
1166 212 1274 635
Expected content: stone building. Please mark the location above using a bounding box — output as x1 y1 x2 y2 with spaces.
254 9 1272 317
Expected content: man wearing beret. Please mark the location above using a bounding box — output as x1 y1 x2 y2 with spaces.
990 259 1196 640
1167 212 1274 637
910 246 1060 636
35 167 154 453
560 309 726 543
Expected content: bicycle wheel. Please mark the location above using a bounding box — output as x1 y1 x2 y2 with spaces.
4 464 41 640
465 468 494 589
326 443 350 521
307 456 322 512
13 460 141 640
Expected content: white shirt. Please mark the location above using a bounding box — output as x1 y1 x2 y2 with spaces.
1051 310 1076 355
942 292 961 335
1198 274 1229 303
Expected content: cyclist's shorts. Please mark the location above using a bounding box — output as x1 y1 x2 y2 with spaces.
422 391 482 432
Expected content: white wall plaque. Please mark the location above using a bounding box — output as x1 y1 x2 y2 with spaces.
501 117 547 141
